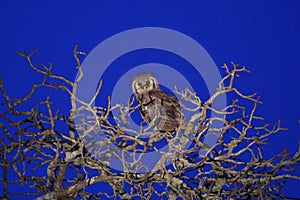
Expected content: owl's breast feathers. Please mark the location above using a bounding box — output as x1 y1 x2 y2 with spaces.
137 89 182 132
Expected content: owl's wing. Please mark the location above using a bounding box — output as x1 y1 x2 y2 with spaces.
148 90 180 106
137 89 183 131
148 89 182 119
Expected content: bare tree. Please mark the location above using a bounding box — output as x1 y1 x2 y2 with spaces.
0 45 299 200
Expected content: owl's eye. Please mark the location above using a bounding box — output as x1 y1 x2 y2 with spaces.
137 82 142 87
146 80 151 85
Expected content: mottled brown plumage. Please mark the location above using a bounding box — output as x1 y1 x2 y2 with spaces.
132 73 182 132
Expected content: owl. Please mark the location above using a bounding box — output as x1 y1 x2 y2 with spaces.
131 73 182 132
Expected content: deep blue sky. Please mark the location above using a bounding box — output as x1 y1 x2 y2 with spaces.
0 1 299 198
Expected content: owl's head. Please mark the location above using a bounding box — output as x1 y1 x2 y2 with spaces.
131 73 159 95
